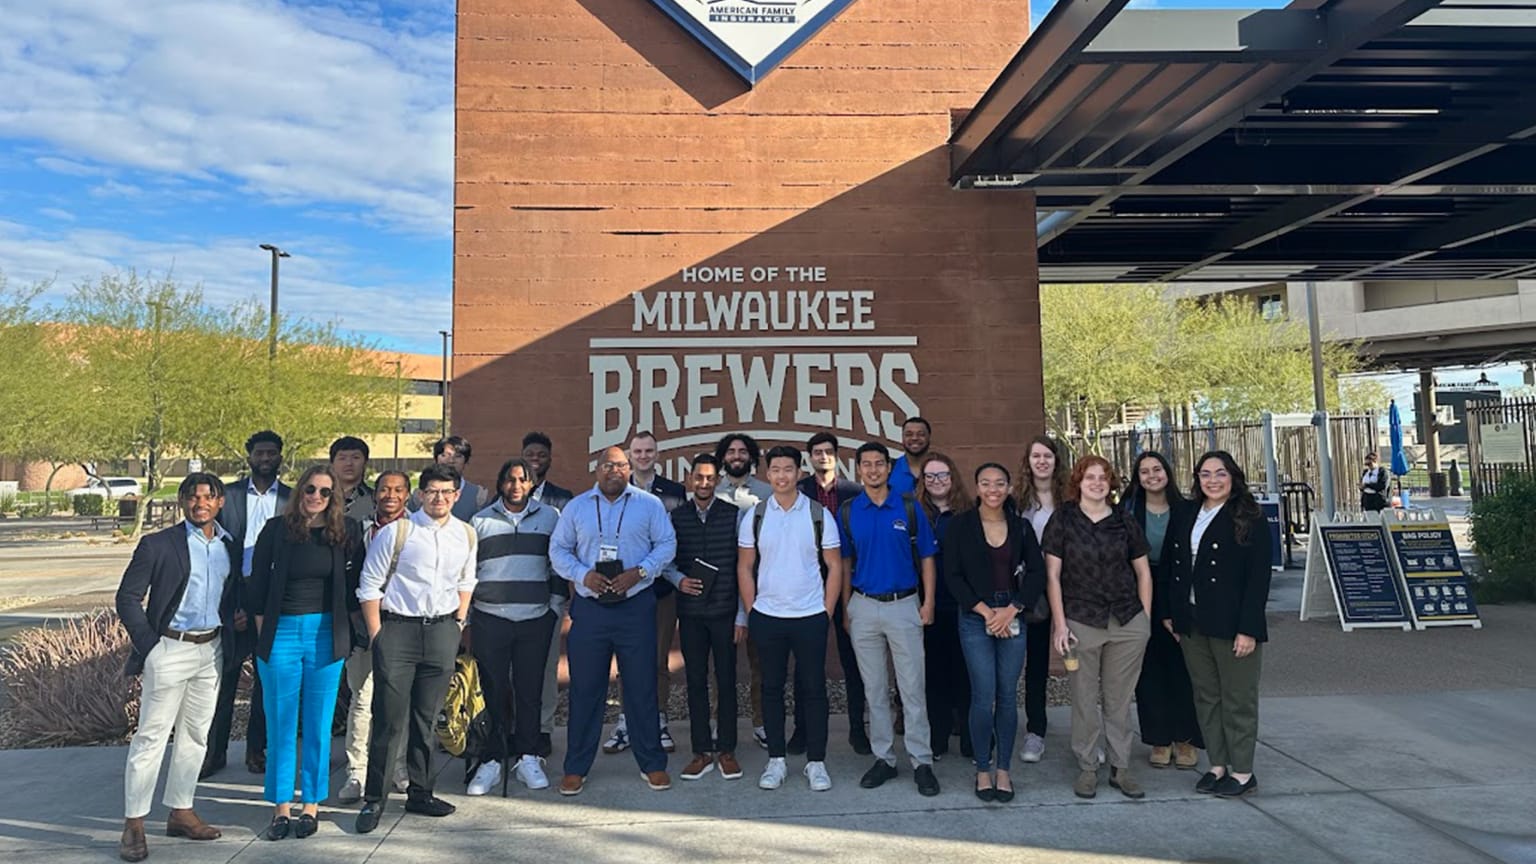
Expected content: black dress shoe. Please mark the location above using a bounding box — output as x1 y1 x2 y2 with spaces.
355 802 384 835
1214 774 1257 798
246 752 266 774
974 778 996 802
404 792 456 817
294 814 318 839
914 764 941 797
849 727 873 756
264 816 290 841
786 728 807 756
859 759 898 789
1195 771 1223 794
198 755 226 780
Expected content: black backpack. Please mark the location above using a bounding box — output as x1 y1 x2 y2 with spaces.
838 494 922 584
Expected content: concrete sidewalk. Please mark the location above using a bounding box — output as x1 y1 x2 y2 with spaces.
1 690 1533 864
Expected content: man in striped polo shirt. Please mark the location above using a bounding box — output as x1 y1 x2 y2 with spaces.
465 457 561 795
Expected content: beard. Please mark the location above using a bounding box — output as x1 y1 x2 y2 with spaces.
724 460 752 479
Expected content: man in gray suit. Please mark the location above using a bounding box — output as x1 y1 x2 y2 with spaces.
202 430 291 778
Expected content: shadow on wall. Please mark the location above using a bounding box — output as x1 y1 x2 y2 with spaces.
573 0 751 110
452 146 1043 491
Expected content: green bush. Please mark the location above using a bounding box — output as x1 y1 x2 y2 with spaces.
1469 472 1536 603
72 493 106 517
0 609 139 746
0 490 15 513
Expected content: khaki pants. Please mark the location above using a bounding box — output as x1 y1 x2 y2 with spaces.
1065 613 1150 772
1180 626 1262 773
848 592 931 766
124 637 221 819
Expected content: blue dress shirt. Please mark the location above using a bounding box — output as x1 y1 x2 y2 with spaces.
171 520 233 632
550 485 678 600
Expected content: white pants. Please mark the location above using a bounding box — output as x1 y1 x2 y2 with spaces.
123 636 221 819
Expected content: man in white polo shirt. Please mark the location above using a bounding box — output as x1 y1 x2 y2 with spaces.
737 445 843 792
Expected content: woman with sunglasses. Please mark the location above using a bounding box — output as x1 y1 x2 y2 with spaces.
916 452 974 759
247 465 365 839
1163 451 1271 799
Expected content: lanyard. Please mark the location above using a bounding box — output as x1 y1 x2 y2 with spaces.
594 494 631 543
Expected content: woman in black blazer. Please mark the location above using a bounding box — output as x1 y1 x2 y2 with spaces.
943 463 1045 803
247 465 364 839
1123 451 1204 770
1163 450 1271 799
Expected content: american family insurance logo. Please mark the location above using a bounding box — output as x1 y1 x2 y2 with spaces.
648 0 859 84
588 265 921 473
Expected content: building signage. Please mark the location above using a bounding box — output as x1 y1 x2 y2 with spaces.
588 264 920 474
648 0 860 84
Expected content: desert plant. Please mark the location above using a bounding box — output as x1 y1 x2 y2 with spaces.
1468 471 1536 603
0 608 139 746
72 493 106 517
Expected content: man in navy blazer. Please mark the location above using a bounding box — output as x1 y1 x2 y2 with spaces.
204 430 291 777
114 473 242 862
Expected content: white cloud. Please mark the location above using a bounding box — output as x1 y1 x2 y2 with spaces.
37 207 75 221
0 219 447 352
0 0 453 235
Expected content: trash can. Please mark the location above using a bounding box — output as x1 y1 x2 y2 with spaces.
118 497 139 522
1447 460 1463 497
1428 471 1449 498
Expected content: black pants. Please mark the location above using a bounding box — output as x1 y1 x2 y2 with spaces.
364 616 460 801
753 609 829 761
924 605 970 752
679 613 738 754
791 598 864 733
1136 619 1205 747
209 622 265 761
1023 614 1050 737
470 609 556 763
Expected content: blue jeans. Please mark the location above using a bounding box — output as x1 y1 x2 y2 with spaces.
257 612 345 804
958 596 1028 773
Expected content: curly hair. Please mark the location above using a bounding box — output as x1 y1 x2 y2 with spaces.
283 465 347 546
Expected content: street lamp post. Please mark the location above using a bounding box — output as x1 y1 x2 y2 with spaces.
258 244 291 363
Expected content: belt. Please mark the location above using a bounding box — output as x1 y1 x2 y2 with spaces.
853 588 918 603
381 610 457 624
162 627 220 644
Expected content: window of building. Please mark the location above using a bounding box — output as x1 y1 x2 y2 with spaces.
400 419 443 434
405 379 444 396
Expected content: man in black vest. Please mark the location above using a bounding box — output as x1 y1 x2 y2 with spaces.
666 454 747 781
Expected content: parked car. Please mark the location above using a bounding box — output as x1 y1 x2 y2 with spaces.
67 477 143 499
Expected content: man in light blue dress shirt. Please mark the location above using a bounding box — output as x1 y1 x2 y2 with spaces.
549 445 677 795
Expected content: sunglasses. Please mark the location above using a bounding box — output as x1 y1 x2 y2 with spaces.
303 484 334 499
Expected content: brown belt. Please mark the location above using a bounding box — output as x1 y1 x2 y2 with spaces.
162 627 221 644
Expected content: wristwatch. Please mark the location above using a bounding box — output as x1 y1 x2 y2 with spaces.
638 566 650 581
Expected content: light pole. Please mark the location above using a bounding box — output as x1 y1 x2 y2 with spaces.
258 244 290 363
439 330 451 436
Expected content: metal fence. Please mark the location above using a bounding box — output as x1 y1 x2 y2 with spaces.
1063 413 1379 514
1467 397 1536 500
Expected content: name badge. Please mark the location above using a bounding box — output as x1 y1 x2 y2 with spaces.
598 544 620 563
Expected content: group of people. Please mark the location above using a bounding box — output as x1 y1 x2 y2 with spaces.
113 419 1273 861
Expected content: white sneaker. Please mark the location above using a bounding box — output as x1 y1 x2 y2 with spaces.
603 716 631 754
392 767 410 793
513 755 550 790
337 775 363 804
753 726 768 749
660 723 676 753
759 756 788 790
804 761 832 792
1020 733 1046 763
466 760 502 796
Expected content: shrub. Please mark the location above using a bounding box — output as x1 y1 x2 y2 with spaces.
0 609 139 746
0 490 15 514
1469 472 1536 603
72 493 106 517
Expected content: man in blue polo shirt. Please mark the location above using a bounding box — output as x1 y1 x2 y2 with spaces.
839 441 940 797
887 416 931 498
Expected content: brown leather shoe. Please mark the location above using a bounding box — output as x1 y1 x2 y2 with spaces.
119 818 148 862
165 808 221 841
680 753 714 780
1174 742 1200 770
643 770 672 791
558 774 585 796
716 752 743 780
1149 745 1172 768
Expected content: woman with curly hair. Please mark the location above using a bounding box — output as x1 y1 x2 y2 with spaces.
1041 454 1152 800
1012 434 1068 764
1163 450 1271 799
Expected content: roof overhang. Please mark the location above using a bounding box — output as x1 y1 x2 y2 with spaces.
951 0 1536 283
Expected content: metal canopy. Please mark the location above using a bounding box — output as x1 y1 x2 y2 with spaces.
951 0 1536 283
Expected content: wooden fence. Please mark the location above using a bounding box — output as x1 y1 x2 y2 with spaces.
1467 397 1536 500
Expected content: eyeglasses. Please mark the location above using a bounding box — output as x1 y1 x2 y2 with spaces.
598 460 630 472
302 484 333 498
421 488 457 499
922 471 951 483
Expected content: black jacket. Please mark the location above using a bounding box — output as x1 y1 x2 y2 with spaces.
669 498 742 620
798 475 862 508
537 481 574 513
1124 495 1195 618
247 517 365 664
942 509 1046 615
216 477 293 560
1163 501 1272 642
1359 466 1389 510
115 523 242 676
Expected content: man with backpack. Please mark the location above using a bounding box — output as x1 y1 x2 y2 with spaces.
353 465 478 834
737 445 844 792
839 442 941 797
